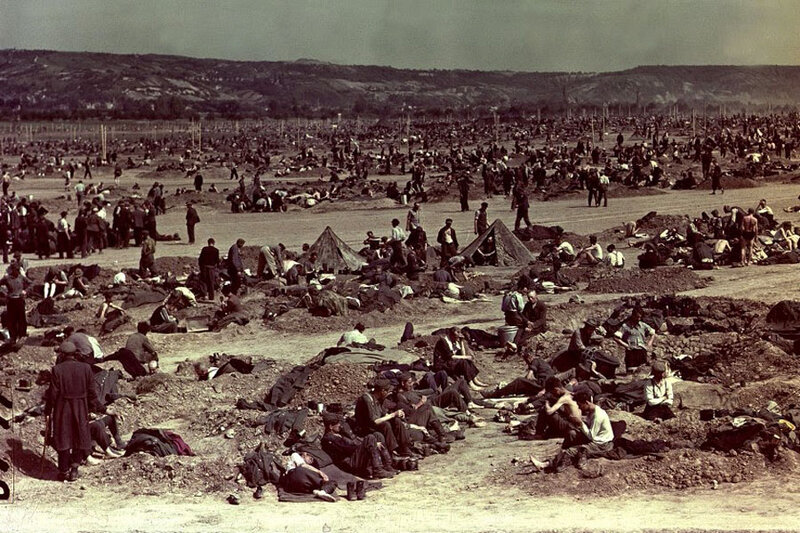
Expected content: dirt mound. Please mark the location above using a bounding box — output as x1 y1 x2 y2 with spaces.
765 300 800 327
153 255 198 275
291 362 377 408
730 379 800 409
635 212 688 232
695 176 759 190
85 452 239 495
585 266 709 294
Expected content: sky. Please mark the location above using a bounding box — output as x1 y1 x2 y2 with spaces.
0 0 799 72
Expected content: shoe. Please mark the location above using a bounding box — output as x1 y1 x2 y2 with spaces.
85 454 102 466
529 456 550 470
467 401 486 410
346 482 357 501
373 468 395 479
356 481 366 501
253 486 264 499
104 448 124 459
67 467 79 482
227 494 240 505
313 489 336 502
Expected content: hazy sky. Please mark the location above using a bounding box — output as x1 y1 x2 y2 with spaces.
1 0 798 72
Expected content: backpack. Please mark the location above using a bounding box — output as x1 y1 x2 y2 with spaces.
501 292 517 313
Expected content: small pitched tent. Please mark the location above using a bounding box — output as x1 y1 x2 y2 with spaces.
460 219 534 267
307 226 366 273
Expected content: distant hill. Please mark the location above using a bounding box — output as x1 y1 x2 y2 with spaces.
1 49 799 119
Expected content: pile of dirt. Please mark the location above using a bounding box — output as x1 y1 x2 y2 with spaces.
695 176 759 190
291 362 377 408
85 453 239 495
585 266 709 294
730 379 800 409
635 212 689 232
152 255 198 276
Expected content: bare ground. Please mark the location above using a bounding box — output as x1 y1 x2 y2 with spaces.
4 166 800 532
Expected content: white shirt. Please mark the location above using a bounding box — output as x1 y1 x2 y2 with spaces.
581 405 614 444
338 329 369 347
645 378 673 406
605 250 625 268
557 241 575 256
285 452 306 471
391 226 406 242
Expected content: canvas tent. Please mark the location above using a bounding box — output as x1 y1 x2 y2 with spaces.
307 226 366 273
459 219 534 267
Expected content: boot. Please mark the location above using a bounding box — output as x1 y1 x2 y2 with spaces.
379 446 397 474
356 481 366 501
430 418 451 443
346 482 357 501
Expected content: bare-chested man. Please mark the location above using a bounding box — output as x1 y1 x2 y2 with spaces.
740 208 759 266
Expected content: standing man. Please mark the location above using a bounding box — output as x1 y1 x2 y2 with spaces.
710 160 723 195
1 262 31 344
74 180 86 206
139 230 156 277
56 211 72 259
46 341 108 482
457 174 471 212
436 218 458 267
740 208 758 266
193 172 204 192
185 202 200 245
406 202 422 234
227 238 245 294
389 219 406 268
474 202 489 235
614 307 656 371
513 186 532 231
198 238 220 300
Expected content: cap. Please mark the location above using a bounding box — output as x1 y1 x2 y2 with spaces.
372 378 393 391
584 317 600 328
652 361 667 374
59 341 77 355
321 411 341 425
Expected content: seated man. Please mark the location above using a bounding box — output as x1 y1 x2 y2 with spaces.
531 390 614 472
209 286 249 331
149 301 185 334
532 377 583 440
87 414 126 461
550 317 602 372
353 379 415 459
279 450 337 502
337 323 384 351
320 412 395 480
572 235 604 266
392 372 453 444
604 244 625 268
123 321 159 374
433 328 487 390
508 290 548 353
642 361 675 421
97 292 127 334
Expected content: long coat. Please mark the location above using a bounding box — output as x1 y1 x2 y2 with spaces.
46 359 103 451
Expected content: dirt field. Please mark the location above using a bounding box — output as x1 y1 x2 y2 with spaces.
4 163 800 533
